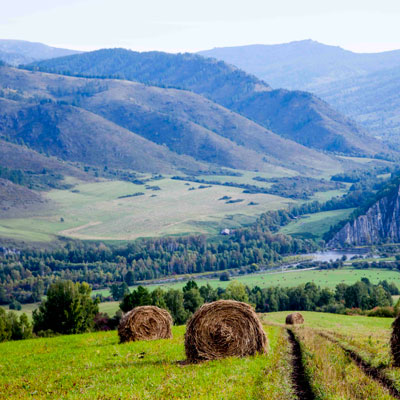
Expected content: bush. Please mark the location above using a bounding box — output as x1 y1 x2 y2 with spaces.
9 300 22 311
367 306 395 318
219 272 230 281
0 307 32 342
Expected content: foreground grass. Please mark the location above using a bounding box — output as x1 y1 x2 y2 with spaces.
294 327 395 399
0 325 294 400
266 311 400 396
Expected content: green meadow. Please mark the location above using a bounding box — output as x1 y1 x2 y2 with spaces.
0 177 295 243
1 312 398 399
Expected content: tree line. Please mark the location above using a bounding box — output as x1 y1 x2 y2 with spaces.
1 276 398 343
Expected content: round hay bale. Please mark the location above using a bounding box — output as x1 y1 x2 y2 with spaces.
391 315 400 367
285 312 304 325
184 300 268 362
118 305 173 343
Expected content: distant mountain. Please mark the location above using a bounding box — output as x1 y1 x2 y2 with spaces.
199 40 400 91
0 39 81 66
0 65 344 176
26 48 388 157
199 41 400 144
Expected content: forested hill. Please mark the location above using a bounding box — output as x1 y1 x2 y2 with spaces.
26 48 389 157
0 65 344 175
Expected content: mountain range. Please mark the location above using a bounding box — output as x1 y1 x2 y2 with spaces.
25 48 388 158
199 40 400 144
0 65 345 176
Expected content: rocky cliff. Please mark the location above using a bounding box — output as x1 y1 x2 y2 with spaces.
329 185 400 246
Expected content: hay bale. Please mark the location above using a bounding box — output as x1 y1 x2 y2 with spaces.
285 312 304 325
391 315 400 367
184 300 267 362
118 305 173 343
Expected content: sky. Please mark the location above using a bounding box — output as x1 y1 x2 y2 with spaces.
1 0 400 53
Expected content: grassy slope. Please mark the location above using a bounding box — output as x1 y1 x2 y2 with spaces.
279 208 355 239
0 177 294 242
0 325 294 400
1 312 398 399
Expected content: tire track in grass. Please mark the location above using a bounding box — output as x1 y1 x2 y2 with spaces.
318 332 400 399
287 329 315 400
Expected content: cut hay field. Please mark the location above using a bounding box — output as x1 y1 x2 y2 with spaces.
0 177 294 243
1 312 399 399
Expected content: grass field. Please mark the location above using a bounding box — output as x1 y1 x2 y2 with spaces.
0 324 294 400
92 267 400 297
0 177 295 243
279 208 355 239
1 312 399 399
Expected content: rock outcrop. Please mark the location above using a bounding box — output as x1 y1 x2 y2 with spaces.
329 185 400 246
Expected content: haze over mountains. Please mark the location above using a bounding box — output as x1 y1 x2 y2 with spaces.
199 40 400 144
26 48 387 158
0 39 396 199
0 39 80 66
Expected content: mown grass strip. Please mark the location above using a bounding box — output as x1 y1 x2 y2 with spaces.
293 327 395 399
319 331 400 399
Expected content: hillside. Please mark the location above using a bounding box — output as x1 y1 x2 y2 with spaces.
26 48 388 157
0 312 398 399
0 65 344 175
199 41 400 144
0 39 81 66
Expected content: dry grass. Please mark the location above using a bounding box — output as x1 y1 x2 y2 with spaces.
285 313 304 325
184 300 267 362
118 306 172 343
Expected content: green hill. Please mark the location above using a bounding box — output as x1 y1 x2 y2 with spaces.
0 312 397 399
26 48 388 157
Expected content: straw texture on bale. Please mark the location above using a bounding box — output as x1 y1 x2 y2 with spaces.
118 306 173 343
391 315 400 367
184 300 267 362
285 312 304 325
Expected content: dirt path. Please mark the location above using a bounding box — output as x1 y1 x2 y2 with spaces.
287 329 315 400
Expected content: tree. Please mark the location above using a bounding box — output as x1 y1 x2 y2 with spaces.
124 271 135 286
182 280 198 292
120 286 152 312
199 284 217 303
164 290 188 325
223 281 249 303
110 283 129 301
219 272 230 281
31 279 44 302
0 307 32 342
183 288 203 314
151 288 167 309
33 281 98 335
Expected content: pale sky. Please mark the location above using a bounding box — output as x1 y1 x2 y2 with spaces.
1 0 400 53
